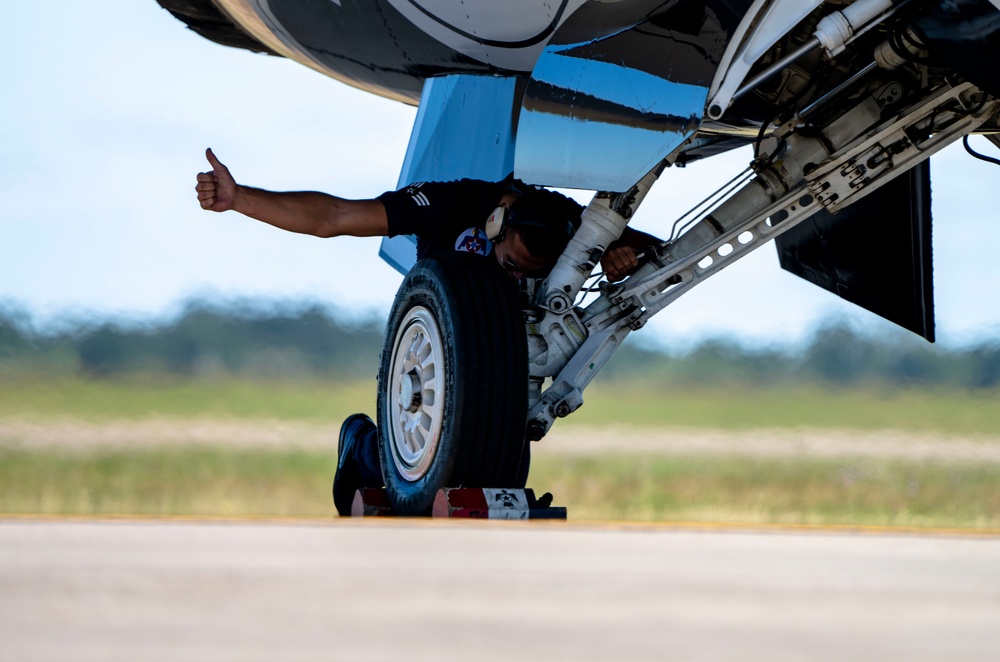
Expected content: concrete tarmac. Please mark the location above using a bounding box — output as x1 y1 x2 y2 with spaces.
2 518 999 661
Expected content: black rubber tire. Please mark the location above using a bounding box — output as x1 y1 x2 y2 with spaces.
377 252 529 515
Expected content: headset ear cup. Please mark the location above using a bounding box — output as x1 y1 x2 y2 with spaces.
485 205 507 242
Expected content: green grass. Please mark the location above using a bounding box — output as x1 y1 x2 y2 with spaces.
569 383 1000 435
2 447 999 529
3 377 1000 436
529 454 1000 528
0 377 377 422
3 377 998 528
0 447 338 518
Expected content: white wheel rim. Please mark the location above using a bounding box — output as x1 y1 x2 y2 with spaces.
387 306 446 481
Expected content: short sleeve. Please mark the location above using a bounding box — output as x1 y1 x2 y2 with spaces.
378 179 505 241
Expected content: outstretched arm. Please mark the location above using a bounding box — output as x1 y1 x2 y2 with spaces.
195 149 388 238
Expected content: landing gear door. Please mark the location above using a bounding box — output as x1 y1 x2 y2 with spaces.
774 161 935 341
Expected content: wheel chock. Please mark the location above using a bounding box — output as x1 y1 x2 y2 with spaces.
351 488 394 517
350 487 567 519
433 488 566 519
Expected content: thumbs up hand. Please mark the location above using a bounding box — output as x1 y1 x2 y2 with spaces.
195 148 238 212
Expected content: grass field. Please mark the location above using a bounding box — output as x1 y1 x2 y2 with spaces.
3 377 1000 435
2 446 998 528
3 377 999 527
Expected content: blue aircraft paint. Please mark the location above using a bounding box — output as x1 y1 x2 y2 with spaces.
379 75 519 275
532 51 709 117
517 108 693 190
515 46 708 191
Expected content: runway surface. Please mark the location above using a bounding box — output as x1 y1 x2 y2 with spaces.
2 518 999 661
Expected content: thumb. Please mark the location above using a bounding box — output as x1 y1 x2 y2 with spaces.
205 147 226 172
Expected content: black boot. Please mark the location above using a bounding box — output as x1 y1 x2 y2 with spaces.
333 413 382 516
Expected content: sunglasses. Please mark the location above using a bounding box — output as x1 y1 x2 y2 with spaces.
496 242 526 277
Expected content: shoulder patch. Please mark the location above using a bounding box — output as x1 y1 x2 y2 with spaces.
454 228 492 257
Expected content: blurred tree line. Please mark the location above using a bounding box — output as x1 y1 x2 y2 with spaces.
0 300 382 380
2 299 999 389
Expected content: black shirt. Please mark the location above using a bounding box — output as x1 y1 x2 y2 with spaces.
377 178 543 260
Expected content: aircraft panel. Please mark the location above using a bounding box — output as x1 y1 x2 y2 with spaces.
775 162 935 342
515 0 753 190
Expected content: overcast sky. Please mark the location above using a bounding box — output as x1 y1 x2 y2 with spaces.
3 1 999 348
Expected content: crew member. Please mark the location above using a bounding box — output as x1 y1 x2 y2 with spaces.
195 148 660 514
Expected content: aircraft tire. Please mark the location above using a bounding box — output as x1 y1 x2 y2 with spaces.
377 252 528 516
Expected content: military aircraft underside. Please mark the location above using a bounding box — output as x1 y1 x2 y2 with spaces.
160 0 1000 513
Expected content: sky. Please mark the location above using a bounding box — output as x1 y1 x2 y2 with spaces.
3 1 1000 349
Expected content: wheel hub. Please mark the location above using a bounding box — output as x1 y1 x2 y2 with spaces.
385 306 445 481
399 369 423 412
